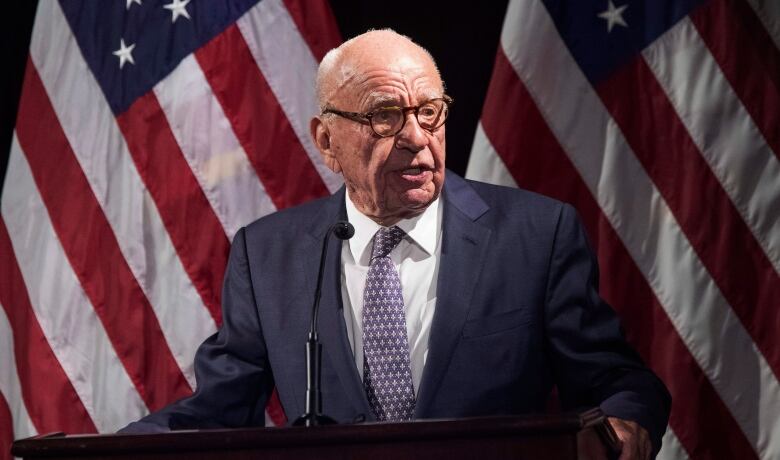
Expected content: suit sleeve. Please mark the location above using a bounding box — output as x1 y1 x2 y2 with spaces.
120 227 274 432
544 204 671 454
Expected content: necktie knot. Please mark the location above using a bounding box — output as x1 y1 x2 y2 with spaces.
371 226 405 260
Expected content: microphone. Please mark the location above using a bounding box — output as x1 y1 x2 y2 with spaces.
293 221 354 427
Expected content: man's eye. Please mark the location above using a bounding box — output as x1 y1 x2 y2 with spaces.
419 107 437 117
375 109 397 122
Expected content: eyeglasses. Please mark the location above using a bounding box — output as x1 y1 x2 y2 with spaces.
322 96 452 137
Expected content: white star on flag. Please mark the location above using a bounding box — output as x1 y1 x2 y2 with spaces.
598 0 628 33
126 0 142 10
163 0 192 23
112 38 135 69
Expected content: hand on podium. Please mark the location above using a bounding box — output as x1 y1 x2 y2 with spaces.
608 417 651 460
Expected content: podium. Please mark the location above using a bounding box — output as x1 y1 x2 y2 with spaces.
12 409 619 460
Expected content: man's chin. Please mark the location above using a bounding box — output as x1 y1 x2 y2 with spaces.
404 186 437 204
368 194 432 225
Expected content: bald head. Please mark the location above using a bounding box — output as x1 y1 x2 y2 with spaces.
316 29 443 110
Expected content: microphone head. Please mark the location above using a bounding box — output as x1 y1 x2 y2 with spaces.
333 221 355 240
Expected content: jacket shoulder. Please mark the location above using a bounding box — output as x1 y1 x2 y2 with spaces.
460 176 570 223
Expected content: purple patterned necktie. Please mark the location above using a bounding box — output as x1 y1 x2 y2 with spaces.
362 226 416 421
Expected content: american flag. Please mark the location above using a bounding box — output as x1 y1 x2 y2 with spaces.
0 0 341 455
3 0 780 459
467 0 780 459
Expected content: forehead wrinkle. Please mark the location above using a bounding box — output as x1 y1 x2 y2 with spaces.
354 66 438 89
362 86 442 110
411 82 442 101
356 81 406 108
353 73 442 110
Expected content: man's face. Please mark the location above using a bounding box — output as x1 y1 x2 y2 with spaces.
315 50 446 225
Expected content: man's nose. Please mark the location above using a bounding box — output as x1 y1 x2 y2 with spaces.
394 113 428 153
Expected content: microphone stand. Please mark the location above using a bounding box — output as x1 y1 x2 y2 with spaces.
293 221 354 427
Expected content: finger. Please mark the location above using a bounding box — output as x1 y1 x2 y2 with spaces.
637 428 650 460
617 437 637 460
641 434 651 460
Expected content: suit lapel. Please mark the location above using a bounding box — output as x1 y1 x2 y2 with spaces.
415 173 491 417
302 188 375 420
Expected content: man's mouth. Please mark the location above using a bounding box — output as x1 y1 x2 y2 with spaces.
397 167 432 184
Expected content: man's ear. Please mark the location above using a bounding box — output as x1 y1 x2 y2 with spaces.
311 117 341 173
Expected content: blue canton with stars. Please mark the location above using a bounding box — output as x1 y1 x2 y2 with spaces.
541 0 708 85
362 226 416 422
58 0 260 115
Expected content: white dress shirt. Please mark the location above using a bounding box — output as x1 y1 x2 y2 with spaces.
341 192 442 395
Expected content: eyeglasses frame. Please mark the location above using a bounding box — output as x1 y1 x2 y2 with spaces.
321 95 453 138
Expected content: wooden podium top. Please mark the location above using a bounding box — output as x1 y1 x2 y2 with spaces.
13 409 619 460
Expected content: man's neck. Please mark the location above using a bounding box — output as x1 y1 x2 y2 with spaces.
345 191 441 265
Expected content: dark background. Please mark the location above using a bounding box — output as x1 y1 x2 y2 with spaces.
0 1 509 190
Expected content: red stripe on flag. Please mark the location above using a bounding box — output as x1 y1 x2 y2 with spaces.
0 391 12 460
116 93 228 327
691 0 780 161
480 47 757 459
0 218 97 434
195 24 330 209
599 215 759 459
16 61 192 411
282 0 342 61
596 56 780 382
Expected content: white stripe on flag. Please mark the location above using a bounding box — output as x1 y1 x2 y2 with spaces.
466 122 519 187
643 16 780 274
237 0 343 194
657 427 691 460
29 0 218 388
0 304 37 442
502 1 780 457
154 54 277 240
2 134 147 432
745 0 780 51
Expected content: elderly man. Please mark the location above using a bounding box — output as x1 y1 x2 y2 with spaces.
122 30 670 459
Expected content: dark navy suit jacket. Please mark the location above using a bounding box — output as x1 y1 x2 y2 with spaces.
124 172 670 452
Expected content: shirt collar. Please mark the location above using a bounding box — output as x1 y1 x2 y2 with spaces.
345 191 442 265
